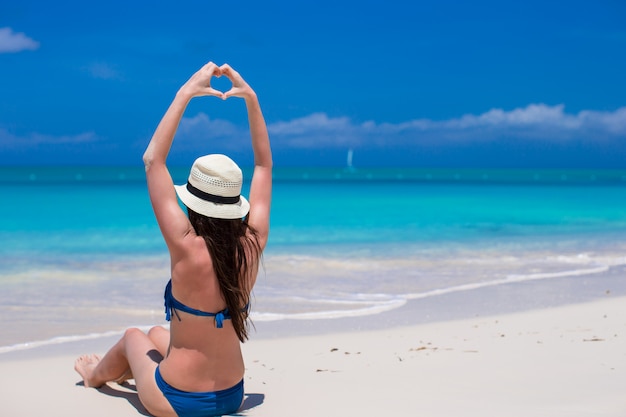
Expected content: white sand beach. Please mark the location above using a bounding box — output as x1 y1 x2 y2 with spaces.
1 294 624 417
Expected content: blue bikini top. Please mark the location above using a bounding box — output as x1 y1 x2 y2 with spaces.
164 279 236 328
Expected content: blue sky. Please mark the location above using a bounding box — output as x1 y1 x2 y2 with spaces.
1 0 625 168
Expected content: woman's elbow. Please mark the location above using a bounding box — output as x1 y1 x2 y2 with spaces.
143 148 163 172
142 151 153 172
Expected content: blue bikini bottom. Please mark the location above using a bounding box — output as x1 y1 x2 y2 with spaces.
155 366 244 417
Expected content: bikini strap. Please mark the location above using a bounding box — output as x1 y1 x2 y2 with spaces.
164 280 232 328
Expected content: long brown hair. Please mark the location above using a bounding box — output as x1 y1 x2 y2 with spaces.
187 208 261 342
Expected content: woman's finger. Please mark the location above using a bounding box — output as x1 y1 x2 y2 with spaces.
206 87 225 99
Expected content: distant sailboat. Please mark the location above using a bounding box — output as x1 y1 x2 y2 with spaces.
346 148 354 168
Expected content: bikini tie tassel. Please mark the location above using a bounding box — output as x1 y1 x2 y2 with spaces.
215 311 225 328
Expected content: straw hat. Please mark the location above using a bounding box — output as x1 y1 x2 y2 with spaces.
174 154 250 219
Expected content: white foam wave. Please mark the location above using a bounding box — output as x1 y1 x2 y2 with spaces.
406 265 609 300
548 253 626 267
255 264 610 321
0 264 612 354
251 296 407 322
0 325 157 355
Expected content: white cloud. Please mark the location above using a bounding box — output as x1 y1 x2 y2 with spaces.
268 113 360 147
269 113 353 135
266 104 626 149
176 113 247 150
5 104 622 155
578 107 626 135
177 104 626 152
0 27 39 53
0 128 98 148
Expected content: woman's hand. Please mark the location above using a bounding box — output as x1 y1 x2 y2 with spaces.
178 62 225 99
220 64 256 100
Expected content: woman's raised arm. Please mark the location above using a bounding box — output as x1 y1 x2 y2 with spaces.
221 64 273 250
143 62 225 253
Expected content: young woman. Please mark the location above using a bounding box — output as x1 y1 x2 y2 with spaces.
74 62 272 417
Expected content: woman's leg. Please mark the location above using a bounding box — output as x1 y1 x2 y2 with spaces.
148 325 170 357
75 331 131 388
74 327 176 417
108 326 170 384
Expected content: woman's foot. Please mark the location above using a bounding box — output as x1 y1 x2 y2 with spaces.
74 354 101 388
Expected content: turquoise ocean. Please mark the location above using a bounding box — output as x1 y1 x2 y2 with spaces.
2 166 626 353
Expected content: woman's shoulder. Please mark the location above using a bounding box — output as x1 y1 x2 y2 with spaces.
172 236 214 277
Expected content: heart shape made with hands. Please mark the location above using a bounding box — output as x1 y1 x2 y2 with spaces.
203 64 242 99
209 76 234 97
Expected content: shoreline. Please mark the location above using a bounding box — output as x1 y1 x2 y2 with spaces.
2 263 625 361
1 292 624 416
